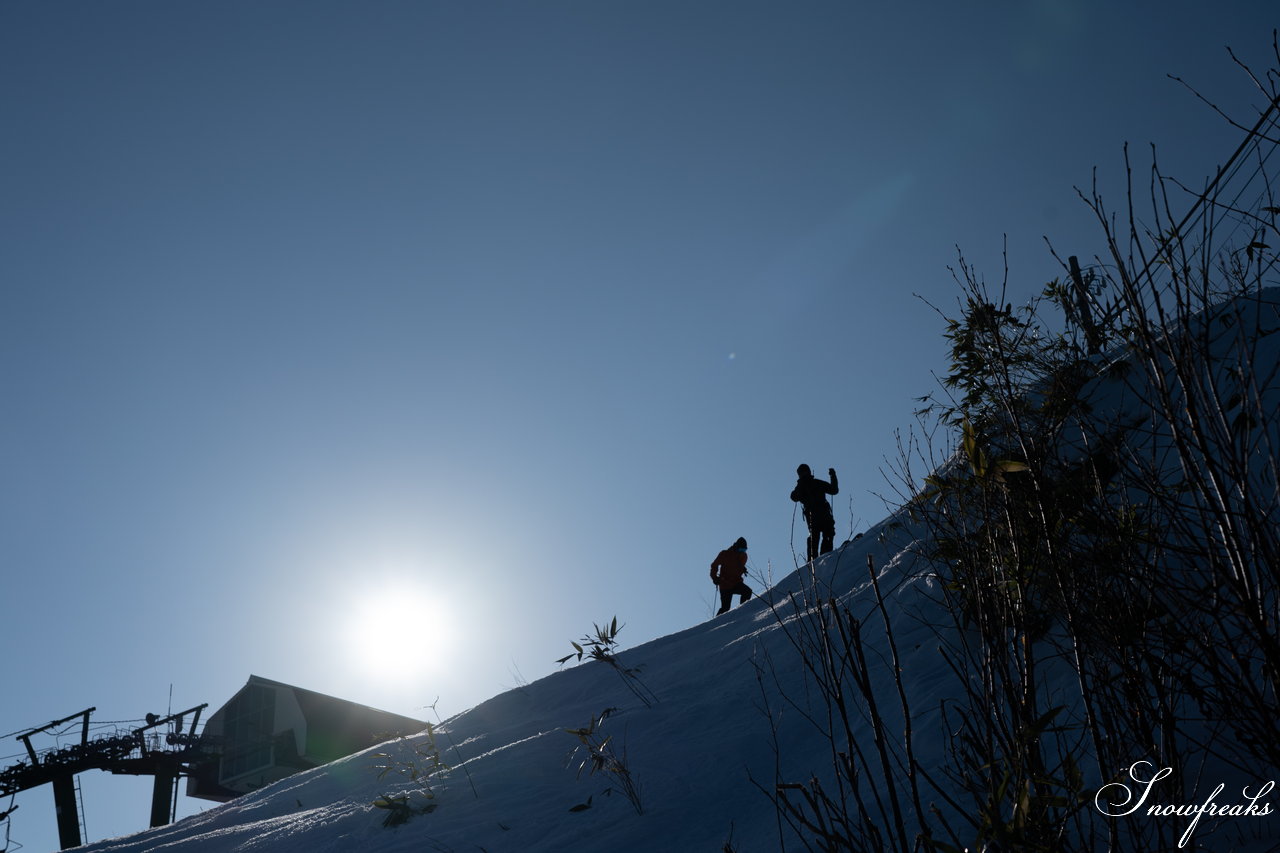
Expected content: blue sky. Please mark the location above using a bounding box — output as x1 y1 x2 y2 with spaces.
2 2 1276 849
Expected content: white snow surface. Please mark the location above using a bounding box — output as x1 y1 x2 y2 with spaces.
80 524 952 853
75 290 1280 853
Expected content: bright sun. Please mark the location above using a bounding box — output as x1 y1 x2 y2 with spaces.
341 582 456 679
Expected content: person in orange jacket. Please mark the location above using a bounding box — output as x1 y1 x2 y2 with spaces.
710 537 753 616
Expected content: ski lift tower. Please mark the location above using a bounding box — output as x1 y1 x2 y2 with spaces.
0 704 209 850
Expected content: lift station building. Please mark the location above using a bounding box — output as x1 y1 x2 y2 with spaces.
187 675 426 803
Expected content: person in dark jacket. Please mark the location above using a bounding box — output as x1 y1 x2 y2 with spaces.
791 464 839 562
710 537 753 616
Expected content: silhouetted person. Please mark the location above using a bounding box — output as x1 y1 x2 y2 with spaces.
791 464 838 562
710 537 753 616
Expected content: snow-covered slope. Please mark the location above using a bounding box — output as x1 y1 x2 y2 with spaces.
76 516 956 853
77 289 1280 853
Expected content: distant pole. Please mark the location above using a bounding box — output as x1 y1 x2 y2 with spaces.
150 762 177 827
52 774 81 850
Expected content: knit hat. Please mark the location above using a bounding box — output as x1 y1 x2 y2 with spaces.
797 464 811 477
734 537 748 549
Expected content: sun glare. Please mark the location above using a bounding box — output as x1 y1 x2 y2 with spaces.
342 582 456 679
